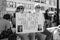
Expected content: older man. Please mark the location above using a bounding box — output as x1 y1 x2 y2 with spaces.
0 14 11 34
0 14 12 40
29 3 45 40
15 4 29 40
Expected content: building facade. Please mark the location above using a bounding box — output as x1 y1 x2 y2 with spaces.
0 0 58 15
0 0 7 16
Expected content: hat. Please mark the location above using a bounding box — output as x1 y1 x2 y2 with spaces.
34 3 40 9
16 4 24 12
17 4 24 7
16 4 24 9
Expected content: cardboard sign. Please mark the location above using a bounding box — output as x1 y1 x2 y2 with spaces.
53 28 60 40
16 12 44 34
46 25 60 40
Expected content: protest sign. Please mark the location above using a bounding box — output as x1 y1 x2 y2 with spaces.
16 12 43 34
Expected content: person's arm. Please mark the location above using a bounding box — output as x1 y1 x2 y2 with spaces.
39 13 45 27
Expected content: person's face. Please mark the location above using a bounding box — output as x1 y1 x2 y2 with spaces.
17 9 24 13
35 8 40 12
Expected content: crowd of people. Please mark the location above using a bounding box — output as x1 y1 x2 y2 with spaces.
0 3 57 40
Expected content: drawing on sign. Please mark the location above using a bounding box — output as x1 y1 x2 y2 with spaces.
18 25 23 32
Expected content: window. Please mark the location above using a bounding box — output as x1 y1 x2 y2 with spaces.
46 0 49 4
54 0 57 6
13 2 16 8
9 1 13 8
49 0 55 6
7 1 10 7
7 1 16 8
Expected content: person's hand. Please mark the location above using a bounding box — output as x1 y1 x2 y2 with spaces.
11 28 16 33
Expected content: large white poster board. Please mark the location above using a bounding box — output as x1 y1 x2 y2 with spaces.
16 12 44 34
46 25 60 40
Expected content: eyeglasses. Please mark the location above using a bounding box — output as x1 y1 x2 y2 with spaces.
17 8 24 10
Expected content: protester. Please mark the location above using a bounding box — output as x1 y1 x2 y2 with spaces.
28 3 45 40
42 9 54 40
0 14 12 39
15 4 29 40
34 4 46 40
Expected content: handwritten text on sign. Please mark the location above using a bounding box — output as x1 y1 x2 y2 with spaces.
16 12 43 34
